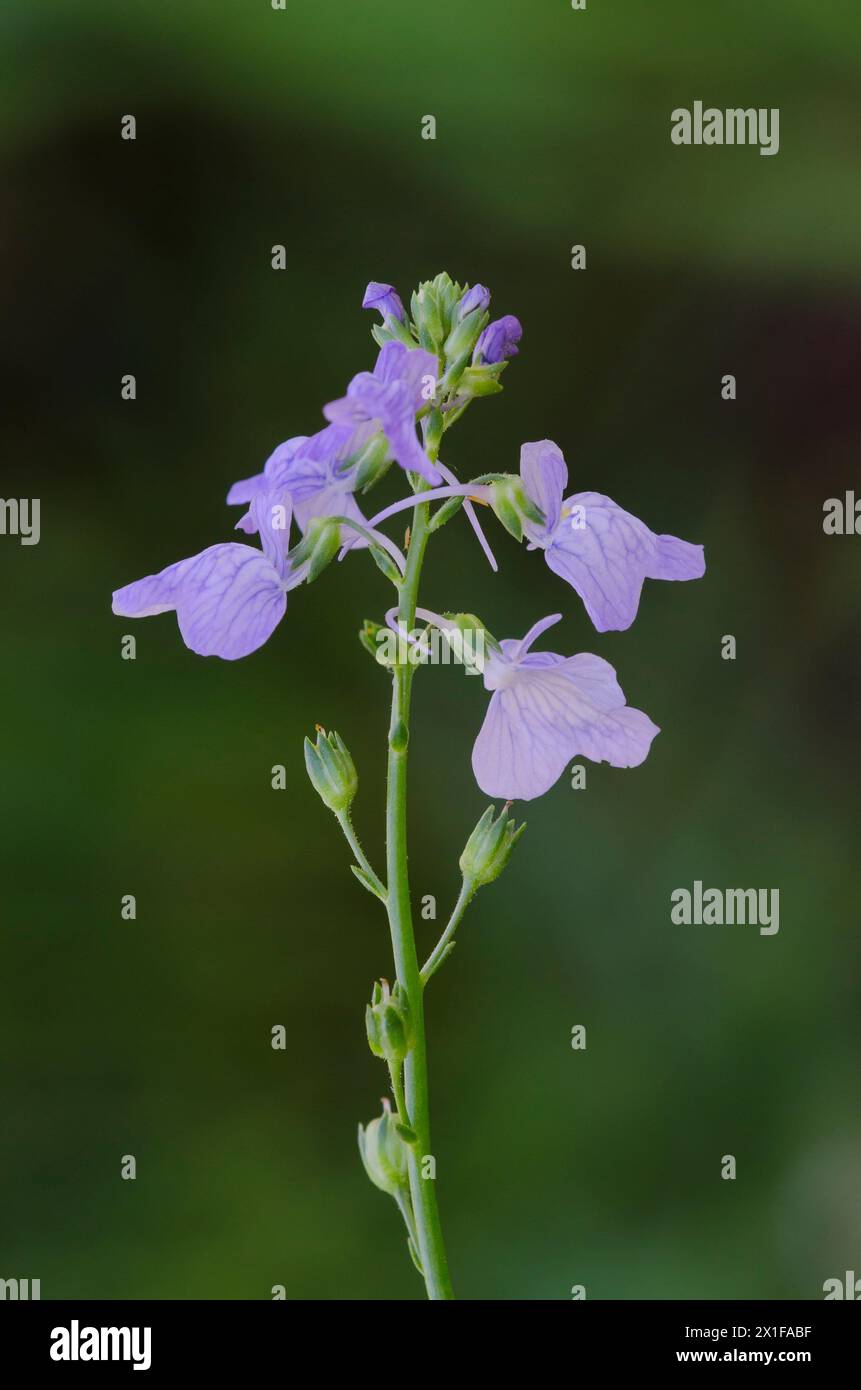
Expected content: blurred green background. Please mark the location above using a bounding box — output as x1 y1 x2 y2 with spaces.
2 0 860 1300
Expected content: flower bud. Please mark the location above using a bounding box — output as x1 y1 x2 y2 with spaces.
358 1099 410 1196
410 281 446 354
457 283 491 319
362 281 405 323
442 306 490 374
304 727 357 814
409 272 463 354
459 804 525 890
365 979 414 1062
488 477 545 542
474 314 522 365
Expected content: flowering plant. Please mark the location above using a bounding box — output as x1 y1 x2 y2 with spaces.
112 273 704 1299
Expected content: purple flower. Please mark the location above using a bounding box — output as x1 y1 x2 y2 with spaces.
519 440 706 632
112 489 302 661
228 425 371 545
474 315 522 365
458 283 490 318
324 341 442 485
226 434 308 509
362 281 406 323
472 614 659 801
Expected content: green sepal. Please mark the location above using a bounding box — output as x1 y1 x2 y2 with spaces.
441 611 501 656
442 305 489 367
366 979 414 1062
358 1103 410 1197
493 490 523 541
456 362 507 398
428 494 465 533
459 804 526 891
371 317 418 350
304 728 358 814
488 478 545 543
369 544 402 587
352 433 393 491
359 619 393 667
289 516 342 583
351 863 386 902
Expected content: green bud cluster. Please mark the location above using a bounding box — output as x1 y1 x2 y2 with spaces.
372 272 492 411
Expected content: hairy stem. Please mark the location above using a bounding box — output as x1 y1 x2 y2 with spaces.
335 809 386 900
421 879 474 985
384 479 455 1301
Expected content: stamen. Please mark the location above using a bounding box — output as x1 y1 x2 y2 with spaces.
333 518 407 574
414 606 457 633
384 608 434 661
365 483 490 531
434 461 498 572
338 482 494 565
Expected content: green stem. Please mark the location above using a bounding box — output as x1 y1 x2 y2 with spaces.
335 809 386 900
421 879 475 985
394 1188 419 1252
384 484 455 1301
388 1059 409 1128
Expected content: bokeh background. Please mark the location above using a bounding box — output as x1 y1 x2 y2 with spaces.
2 0 860 1300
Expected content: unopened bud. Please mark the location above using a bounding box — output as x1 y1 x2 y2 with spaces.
410 282 446 353
457 283 491 319
443 305 489 372
459 804 526 890
304 727 357 813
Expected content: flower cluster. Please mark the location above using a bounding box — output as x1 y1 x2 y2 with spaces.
111 270 707 1299
112 274 705 802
